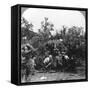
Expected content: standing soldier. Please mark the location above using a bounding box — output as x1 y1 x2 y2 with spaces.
27 57 36 75
21 44 36 81
55 52 63 71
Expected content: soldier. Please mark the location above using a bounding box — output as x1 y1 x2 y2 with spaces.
62 52 69 72
43 55 52 72
21 44 36 81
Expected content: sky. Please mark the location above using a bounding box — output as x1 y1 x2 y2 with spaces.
21 7 85 35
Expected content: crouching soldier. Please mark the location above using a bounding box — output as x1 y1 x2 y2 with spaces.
43 55 52 72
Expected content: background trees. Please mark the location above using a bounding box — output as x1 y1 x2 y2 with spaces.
59 26 86 72
21 17 86 76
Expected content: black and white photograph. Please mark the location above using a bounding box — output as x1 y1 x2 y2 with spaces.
21 6 87 83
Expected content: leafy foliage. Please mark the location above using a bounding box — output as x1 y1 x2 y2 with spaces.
21 17 86 80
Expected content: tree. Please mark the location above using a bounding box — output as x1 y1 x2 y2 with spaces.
61 26 86 72
21 17 33 31
38 17 54 40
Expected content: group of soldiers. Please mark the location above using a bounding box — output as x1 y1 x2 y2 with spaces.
21 43 69 81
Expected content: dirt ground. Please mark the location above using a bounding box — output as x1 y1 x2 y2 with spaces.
21 71 85 83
